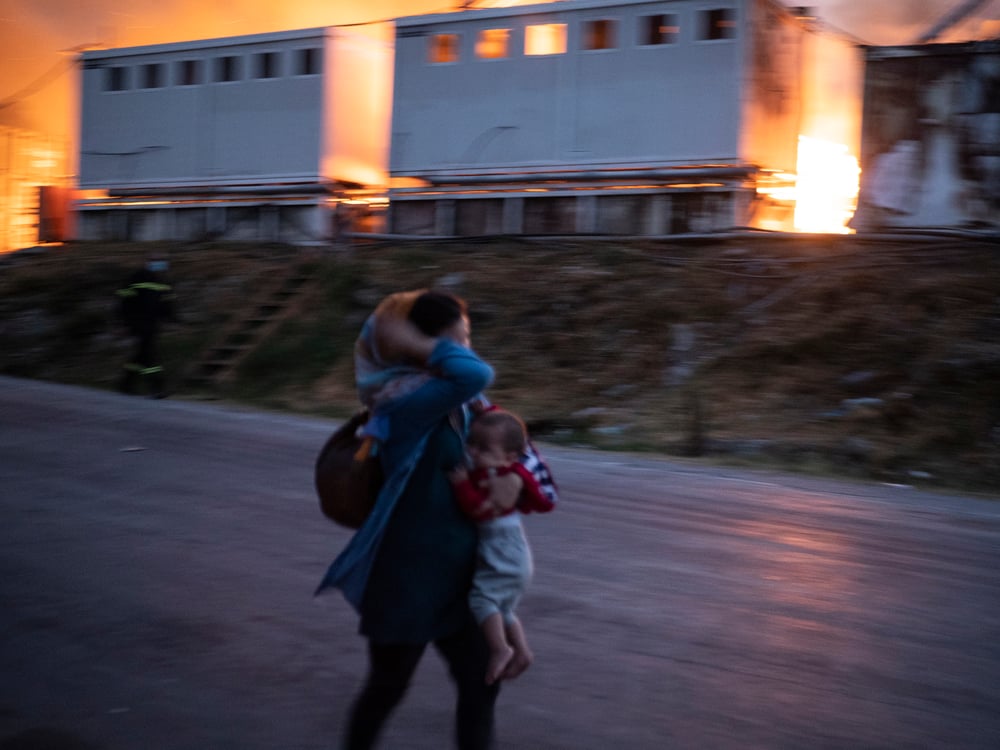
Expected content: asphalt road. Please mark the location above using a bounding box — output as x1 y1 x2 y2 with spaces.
1 376 999 750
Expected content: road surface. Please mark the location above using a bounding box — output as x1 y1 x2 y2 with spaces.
1 376 998 749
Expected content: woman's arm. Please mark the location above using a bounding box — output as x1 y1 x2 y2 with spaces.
371 316 440 366
449 467 522 520
383 330 494 436
486 470 523 513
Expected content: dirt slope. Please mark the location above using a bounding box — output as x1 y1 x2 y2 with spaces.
2 235 998 491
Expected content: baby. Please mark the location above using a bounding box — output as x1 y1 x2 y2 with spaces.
449 408 555 684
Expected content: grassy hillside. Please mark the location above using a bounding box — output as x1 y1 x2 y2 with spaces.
2 235 998 492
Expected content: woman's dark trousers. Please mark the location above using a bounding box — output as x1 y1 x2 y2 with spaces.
344 620 499 750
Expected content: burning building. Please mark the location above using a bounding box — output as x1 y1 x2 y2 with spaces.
72 0 861 244
851 37 1000 232
10 0 1000 251
0 126 70 252
386 0 862 236
76 27 391 243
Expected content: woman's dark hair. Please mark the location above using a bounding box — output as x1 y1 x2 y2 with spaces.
408 290 468 337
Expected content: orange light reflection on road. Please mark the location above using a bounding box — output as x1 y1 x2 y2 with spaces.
728 512 860 623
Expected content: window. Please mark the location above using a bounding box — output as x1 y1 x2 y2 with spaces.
141 63 163 89
255 51 280 78
429 33 460 63
105 66 128 91
698 8 737 40
525 24 567 56
581 19 618 50
296 48 321 75
639 13 679 45
215 55 241 82
177 59 202 86
476 28 510 59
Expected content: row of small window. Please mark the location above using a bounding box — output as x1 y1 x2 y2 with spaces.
427 9 736 63
103 48 322 92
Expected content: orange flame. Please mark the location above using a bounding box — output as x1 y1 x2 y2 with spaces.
792 136 860 234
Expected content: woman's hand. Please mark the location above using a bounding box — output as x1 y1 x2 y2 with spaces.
487 471 523 513
375 317 438 366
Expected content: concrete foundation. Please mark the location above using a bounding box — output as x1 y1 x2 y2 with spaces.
389 187 747 236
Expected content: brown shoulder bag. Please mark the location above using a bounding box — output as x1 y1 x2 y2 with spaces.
314 410 384 528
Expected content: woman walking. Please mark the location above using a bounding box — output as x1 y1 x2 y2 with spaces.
317 289 502 750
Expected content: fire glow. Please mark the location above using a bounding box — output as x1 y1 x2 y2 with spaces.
793 136 861 234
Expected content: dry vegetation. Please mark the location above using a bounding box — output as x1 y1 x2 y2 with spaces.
2 235 998 492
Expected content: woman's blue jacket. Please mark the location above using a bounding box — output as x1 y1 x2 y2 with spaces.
316 339 494 609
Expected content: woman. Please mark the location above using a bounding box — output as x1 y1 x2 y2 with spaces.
317 290 500 750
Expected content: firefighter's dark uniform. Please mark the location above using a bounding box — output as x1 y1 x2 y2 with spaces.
117 265 175 396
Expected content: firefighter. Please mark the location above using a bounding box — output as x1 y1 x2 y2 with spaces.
116 254 176 397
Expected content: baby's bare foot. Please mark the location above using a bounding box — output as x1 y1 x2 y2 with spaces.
486 645 515 685
501 647 533 680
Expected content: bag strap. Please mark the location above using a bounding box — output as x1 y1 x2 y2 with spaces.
354 435 377 462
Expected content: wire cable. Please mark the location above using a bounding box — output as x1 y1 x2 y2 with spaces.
0 58 74 111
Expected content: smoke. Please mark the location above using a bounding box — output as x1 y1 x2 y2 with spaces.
0 0 449 156
0 6 75 134
821 0 1000 44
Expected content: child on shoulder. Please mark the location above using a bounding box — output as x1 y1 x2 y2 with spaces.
448 408 555 685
